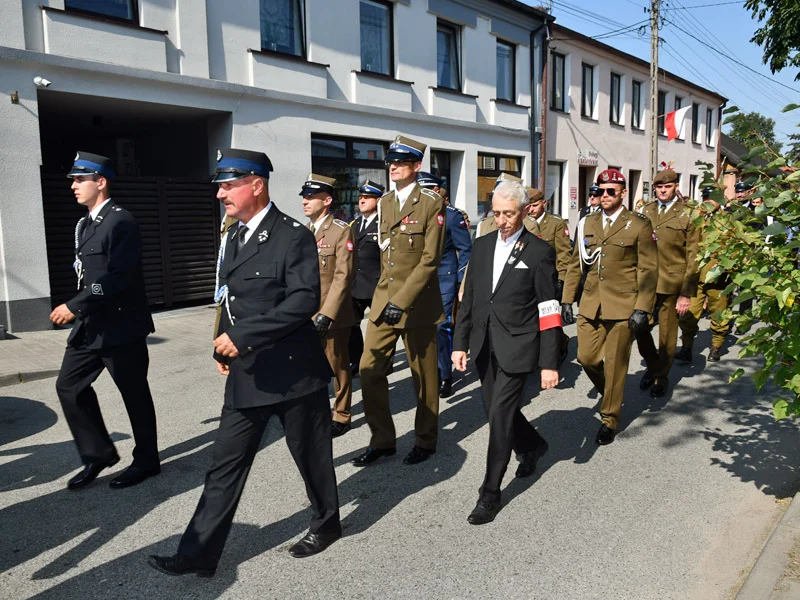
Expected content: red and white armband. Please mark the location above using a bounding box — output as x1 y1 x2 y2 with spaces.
538 299 562 331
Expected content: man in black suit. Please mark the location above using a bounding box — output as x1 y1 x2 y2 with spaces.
453 180 561 525
578 185 602 220
149 148 339 578
348 180 384 374
51 152 160 491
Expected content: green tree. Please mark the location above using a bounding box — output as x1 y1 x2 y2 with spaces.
745 0 800 80
787 133 800 165
726 110 783 154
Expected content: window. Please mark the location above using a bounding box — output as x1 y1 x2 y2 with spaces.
674 95 683 111
546 161 564 215
311 134 389 222
658 90 667 135
631 80 643 129
551 52 566 111
437 21 461 90
610 73 622 124
689 174 698 198
360 0 393 76
431 151 452 198
65 0 135 21
581 63 595 118
478 152 522 216
691 103 700 142
496 40 515 102
706 107 715 145
260 0 305 57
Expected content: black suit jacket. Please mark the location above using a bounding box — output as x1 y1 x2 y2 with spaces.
66 201 154 350
215 203 332 409
351 214 381 300
454 229 560 374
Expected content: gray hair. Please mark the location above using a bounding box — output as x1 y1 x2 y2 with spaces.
493 181 529 210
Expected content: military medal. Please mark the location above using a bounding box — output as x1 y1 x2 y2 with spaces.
400 224 407 232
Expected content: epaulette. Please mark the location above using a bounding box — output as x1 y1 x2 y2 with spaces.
281 215 304 229
445 204 459 213
634 211 649 219
333 219 348 229
420 188 442 200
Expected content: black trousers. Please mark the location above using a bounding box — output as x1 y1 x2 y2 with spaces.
474 343 545 504
55 338 159 468
177 387 340 564
348 297 372 368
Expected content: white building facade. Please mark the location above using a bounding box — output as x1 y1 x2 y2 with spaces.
544 25 726 232
0 0 550 331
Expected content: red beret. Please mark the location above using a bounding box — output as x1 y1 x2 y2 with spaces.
596 168 626 185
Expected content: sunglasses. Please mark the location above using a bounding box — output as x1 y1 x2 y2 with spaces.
598 187 619 197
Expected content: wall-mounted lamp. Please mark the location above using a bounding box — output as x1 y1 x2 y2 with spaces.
33 76 51 88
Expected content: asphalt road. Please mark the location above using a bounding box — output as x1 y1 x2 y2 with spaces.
1 320 797 599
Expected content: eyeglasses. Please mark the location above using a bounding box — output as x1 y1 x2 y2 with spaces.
598 188 619 197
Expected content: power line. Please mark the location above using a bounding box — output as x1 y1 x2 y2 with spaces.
591 20 650 40
669 1 743 8
661 41 721 93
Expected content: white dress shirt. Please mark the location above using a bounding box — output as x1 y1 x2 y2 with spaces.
396 181 416 211
311 212 330 235
360 212 377 231
657 199 677 214
238 202 272 244
89 198 112 220
492 226 524 292
601 205 625 230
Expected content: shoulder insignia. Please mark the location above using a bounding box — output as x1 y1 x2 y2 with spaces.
420 188 441 200
113 207 122 212
445 205 458 213
333 219 347 229
634 211 648 219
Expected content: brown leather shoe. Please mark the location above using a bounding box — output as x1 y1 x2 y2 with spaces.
708 346 721 362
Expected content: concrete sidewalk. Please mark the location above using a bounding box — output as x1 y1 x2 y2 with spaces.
0 305 217 387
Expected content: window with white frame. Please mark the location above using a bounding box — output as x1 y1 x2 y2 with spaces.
551 52 566 111
437 21 461 90
581 63 595 118
496 40 515 102
360 0 393 76
260 0 305 57
610 72 622 124
706 107 715 146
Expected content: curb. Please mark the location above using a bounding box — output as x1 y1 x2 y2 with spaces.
737 491 800 599
0 369 61 388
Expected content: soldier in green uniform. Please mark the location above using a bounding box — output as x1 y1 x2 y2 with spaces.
352 135 446 467
562 169 659 445
636 170 700 397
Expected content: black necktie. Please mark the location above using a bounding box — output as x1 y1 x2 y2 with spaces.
231 225 247 259
81 216 93 241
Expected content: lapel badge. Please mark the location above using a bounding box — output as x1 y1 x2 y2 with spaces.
400 224 407 232
217 149 223 161
258 230 269 243
507 257 515 265
625 221 632 230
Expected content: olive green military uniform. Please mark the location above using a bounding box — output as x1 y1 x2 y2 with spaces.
533 212 571 281
636 200 700 377
359 184 446 451
563 208 659 429
311 214 357 424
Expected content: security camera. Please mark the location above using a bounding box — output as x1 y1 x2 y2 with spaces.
33 76 51 88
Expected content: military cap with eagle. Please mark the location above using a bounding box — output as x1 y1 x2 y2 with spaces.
67 151 115 180
416 172 442 188
359 179 385 197
653 169 679 184
212 148 273 183
299 173 337 196
385 135 426 163
596 168 626 185
525 186 545 202
734 180 753 192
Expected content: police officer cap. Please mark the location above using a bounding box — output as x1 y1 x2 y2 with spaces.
596 168 626 185
359 179 385 197
300 172 336 197
526 187 545 202
735 180 753 192
67 151 115 180
494 172 523 188
213 148 273 183
653 169 679 184
417 171 442 188
589 185 601 196
385 135 426 163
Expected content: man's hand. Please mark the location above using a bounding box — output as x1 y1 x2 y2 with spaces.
215 361 230 376
452 351 468 372
382 302 404 326
213 332 240 358
458 288 464 302
314 314 333 338
628 309 650 333
541 368 558 390
561 302 575 325
49 304 76 326
676 296 691 317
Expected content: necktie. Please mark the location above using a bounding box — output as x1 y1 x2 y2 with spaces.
81 216 93 241
232 225 247 259
604 217 612 233
311 224 316 235
360 219 366 233
659 204 667 214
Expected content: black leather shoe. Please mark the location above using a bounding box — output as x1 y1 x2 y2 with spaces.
639 371 655 390
351 447 395 467
675 347 692 363
403 445 435 465
708 346 721 362
288 530 342 558
148 554 216 578
516 439 549 478
650 377 669 398
467 501 501 525
595 424 616 445
331 421 351 438
109 465 161 489
67 455 120 490
439 377 453 398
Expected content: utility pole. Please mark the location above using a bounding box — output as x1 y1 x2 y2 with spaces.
648 0 660 194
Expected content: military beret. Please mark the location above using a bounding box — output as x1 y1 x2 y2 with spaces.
526 187 545 202
494 172 523 188
596 169 626 185
213 148 273 183
653 169 679 184
417 171 442 188
385 135 426 163
300 173 337 196
735 180 753 192
67 151 115 180
359 179 385 197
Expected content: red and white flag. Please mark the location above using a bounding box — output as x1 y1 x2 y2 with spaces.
665 106 691 141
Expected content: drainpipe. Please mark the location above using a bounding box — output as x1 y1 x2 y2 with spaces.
530 21 547 189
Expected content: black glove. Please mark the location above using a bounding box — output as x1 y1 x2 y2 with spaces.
561 303 575 326
556 279 564 302
314 314 333 338
382 302 404 326
628 309 650 333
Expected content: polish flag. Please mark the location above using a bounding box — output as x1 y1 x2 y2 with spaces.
665 106 692 141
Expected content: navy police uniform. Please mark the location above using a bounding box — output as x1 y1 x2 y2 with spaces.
56 152 160 487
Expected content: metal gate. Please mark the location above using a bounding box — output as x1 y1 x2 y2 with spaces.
42 172 220 308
